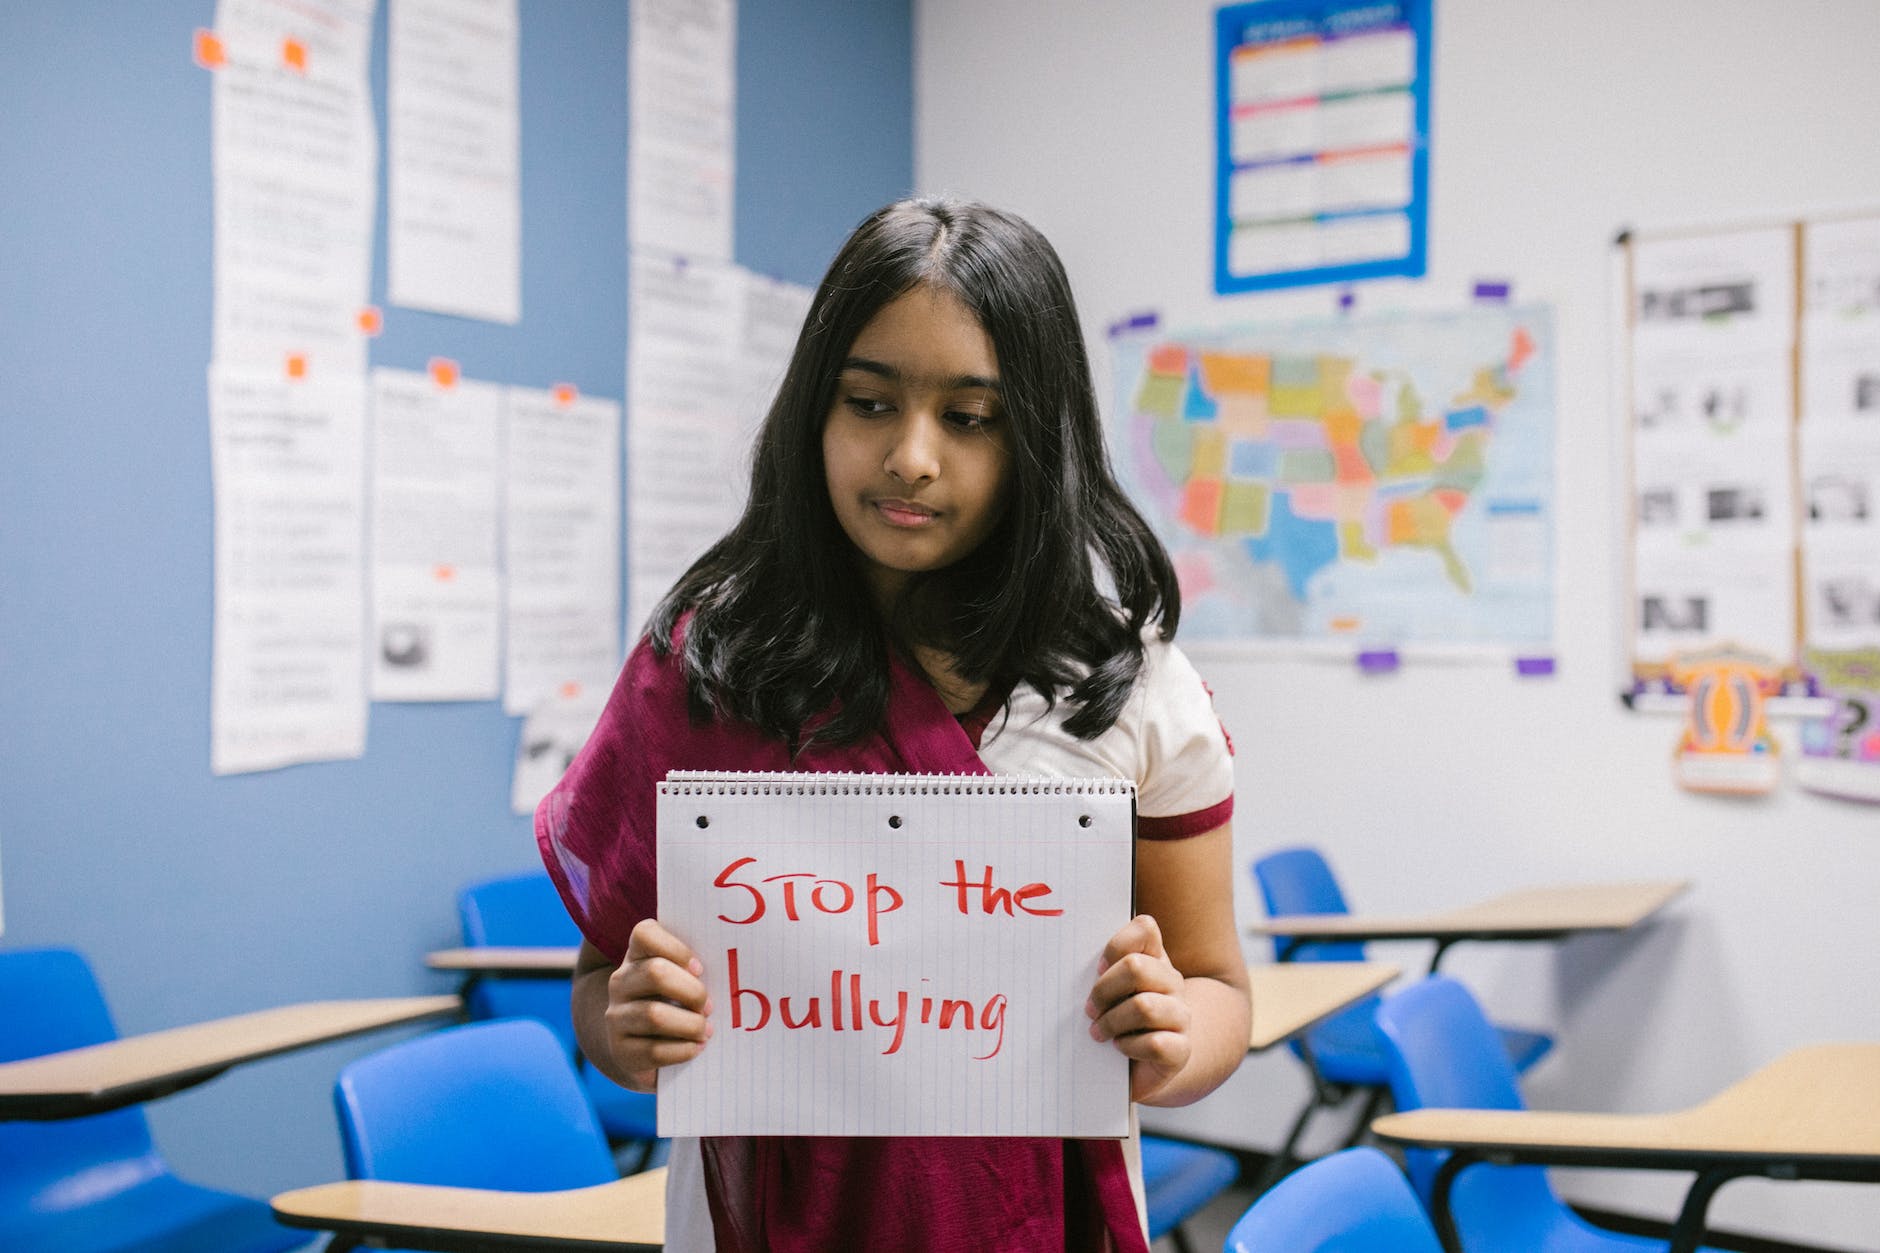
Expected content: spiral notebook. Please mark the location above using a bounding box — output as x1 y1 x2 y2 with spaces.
655 772 1136 1138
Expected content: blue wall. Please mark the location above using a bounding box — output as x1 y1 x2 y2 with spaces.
0 0 910 1201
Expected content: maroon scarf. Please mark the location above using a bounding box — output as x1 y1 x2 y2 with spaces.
538 630 1147 1252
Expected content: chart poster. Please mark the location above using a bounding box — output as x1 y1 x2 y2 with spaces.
1111 306 1555 652
1214 0 1432 295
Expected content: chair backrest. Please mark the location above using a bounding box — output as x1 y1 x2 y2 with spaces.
459 872 582 947
1252 846 1366 963
0 948 165 1225
458 873 584 1051
1224 1147 1444 1253
1373 975 1533 1201
334 1018 618 1192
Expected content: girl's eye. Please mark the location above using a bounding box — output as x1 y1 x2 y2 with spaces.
844 395 892 417
946 409 997 430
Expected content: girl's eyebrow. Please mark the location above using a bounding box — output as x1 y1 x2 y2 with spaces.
841 356 1002 393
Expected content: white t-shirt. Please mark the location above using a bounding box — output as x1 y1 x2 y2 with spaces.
976 634 1235 838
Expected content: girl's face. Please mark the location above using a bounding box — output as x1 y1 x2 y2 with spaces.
822 284 1013 606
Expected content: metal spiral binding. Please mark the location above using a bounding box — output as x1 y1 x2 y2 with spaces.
658 772 1134 798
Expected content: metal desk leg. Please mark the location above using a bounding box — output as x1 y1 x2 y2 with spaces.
1429 1150 1471 1253
1669 1167 1738 1253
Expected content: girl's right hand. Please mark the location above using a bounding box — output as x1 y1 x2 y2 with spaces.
603 918 713 1091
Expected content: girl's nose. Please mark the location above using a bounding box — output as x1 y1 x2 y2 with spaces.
884 413 942 484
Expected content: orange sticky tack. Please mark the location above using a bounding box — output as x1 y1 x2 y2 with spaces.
282 37 307 72
285 353 308 380
558 681 582 699
193 29 226 70
1509 326 1536 372
357 306 383 336
552 383 578 406
1329 616 1361 633
1147 344 1189 377
434 564 457 582
429 358 460 389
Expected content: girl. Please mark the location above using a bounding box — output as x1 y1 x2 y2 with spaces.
539 198 1249 1252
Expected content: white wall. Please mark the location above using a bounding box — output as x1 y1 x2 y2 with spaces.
917 1 1880 1247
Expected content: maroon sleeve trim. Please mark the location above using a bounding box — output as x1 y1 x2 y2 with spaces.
1136 793 1234 841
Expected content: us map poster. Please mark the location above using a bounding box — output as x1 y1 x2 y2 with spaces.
1111 306 1555 655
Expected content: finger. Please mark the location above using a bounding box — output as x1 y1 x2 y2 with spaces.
1114 1027 1188 1069
1126 1041 1190 1102
1085 949 1182 1018
616 954 710 1010
1100 914 1167 969
1089 990 1190 1043
623 1036 710 1071
625 918 701 972
617 997 714 1043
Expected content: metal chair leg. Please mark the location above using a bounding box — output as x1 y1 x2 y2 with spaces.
1339 1083 1392 1149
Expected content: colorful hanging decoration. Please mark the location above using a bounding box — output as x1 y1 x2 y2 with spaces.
1668 647 1784 795
1797 649 1880 804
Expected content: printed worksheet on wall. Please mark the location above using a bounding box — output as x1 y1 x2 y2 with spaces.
387 0 521 323
209 367 369 774
210 0 378 378
628 0 735 260
1628 227 1799 675
1797 214 1880 801
625 258 811 634
503 384 621 715
369 365 503 701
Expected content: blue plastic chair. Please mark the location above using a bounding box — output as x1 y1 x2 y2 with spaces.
1140 1135 1237 1252
457 872 663 1167
1375 976 1727 1252
1225 1147 1444 1253
334 1017 619 1191
0 947 304 1253
1252 848 1553 1179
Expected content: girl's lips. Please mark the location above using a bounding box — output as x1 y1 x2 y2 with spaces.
872 498 938 527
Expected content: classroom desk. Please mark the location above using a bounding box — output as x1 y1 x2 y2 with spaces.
0 994 462 1121
426 946 580 976
1251 879 1691 972
273 1166 666 1253
1246 960 1398 1051
270 964 1392 1252
1370 1043 1880 1253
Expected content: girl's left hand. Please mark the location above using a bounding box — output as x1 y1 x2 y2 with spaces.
1086 913 1193 1102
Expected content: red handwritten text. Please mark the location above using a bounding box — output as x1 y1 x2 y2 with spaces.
727 948 1008 1059
712 857 906 946
939 861 1064 917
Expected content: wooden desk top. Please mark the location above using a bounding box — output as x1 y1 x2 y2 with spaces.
426 947 580 975
1252 879 1691 943
0 995 461 1121
1373 1043 1880 1168
272 1166 666 1252
1246 961 1398 1051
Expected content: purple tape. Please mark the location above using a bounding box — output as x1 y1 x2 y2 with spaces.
1472 280 1511 303
1357 649 1400 674
1515 656 1556 677
1337 288 1356 314
1107 310 1160 338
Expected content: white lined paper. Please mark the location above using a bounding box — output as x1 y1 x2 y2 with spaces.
655 774 1134 1138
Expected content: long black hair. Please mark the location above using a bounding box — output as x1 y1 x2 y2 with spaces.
648 196 1180 747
